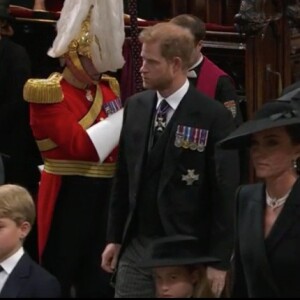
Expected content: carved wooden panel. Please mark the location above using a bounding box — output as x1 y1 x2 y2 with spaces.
205 0 223 23
223 0 241 24
187 0 206 20
169 0 240 24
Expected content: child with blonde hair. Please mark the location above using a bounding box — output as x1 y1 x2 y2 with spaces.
0 184 61 298
140 235 219 298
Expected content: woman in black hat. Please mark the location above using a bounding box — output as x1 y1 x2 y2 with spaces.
219 100 300 298
139 235 219 298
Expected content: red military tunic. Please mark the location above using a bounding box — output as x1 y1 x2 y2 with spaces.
25 74 121 258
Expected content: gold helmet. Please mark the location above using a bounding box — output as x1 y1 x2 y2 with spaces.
48 0 125 75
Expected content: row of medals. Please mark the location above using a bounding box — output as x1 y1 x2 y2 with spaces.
175 135 205 152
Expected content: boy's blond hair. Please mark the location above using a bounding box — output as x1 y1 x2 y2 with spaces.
0 184 36 226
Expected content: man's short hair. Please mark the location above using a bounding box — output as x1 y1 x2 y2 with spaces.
139 22 194 70
170 14 206 43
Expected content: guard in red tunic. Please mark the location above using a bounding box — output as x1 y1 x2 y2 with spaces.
23 0 125 297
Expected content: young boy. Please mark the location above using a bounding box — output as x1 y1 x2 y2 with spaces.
0 184 61 298
139 235 220 298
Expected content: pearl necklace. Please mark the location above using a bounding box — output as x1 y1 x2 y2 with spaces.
266 190 291 210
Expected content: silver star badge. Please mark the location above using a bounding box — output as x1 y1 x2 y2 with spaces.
182 169 199 186
155 117 166 132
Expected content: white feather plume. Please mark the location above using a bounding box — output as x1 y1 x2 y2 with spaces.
48 0 125 73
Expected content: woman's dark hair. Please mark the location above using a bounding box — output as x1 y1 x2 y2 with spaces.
285 124 300 145
286 124 300 174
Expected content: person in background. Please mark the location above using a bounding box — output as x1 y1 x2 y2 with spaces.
170 14 249 185
101 22 239 298
0 0 42 263
139 235 219 298
23 0 125 297
0 0 41 199
219 100 300 298
170 14 243 127
0 184 61 298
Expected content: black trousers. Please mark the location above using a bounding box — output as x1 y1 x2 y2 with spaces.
42 176 114 298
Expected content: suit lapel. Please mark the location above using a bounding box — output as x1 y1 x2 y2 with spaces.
129 92 156 189
239 184 280 296
240 184 266 258
265 178 300 252
146 115 181 174
0 253 30 298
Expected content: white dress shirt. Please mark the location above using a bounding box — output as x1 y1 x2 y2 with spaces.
187 55 204 78
156 79 190 124
0 247 24 293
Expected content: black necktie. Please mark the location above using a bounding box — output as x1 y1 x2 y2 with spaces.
152 99 171 146
0 265 4 272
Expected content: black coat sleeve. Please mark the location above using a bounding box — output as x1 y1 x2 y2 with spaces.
231 186 249 298
106 101 130 243
207 104 240 270
215 76 243 127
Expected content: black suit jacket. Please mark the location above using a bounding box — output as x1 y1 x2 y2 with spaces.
232 179 300 298
0 252 61 298
107 85 240 269
0 37 41 192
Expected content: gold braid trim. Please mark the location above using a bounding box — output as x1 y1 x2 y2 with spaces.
24 73 63 104
78 85 103 128
36 86 103 152
101 75 120 97
36 139 57 152
44 159 116 178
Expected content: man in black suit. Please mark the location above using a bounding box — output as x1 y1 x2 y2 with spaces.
101 22 240 298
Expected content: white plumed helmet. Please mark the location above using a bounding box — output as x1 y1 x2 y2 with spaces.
48 0 125 73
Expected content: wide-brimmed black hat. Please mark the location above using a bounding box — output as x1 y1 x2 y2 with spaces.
219 100 300 149
139 235 220 268
0 0 13 21
278 87 300 102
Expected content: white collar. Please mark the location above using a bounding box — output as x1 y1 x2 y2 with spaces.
189 55 204 71
156 79 190 111
1 247 24 275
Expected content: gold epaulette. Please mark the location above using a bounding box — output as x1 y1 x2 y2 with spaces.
101 74 120 97
23 73 63 104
